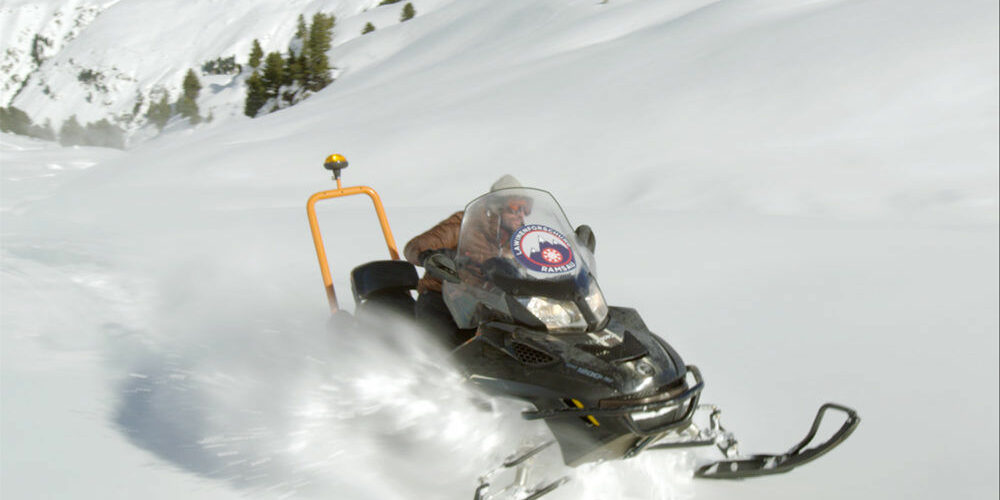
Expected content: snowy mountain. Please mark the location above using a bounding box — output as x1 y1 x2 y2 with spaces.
1 0 114 102
4 0 996 221
1 0 998 499
1 0 446 134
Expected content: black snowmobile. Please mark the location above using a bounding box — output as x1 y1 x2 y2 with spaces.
307 156 859 499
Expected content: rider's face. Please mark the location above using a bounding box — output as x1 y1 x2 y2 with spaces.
499 198 529 233
500 209 524 232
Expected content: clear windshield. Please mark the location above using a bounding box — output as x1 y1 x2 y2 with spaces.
443 188 607 332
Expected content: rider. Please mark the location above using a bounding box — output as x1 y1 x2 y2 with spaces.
404 175 528 346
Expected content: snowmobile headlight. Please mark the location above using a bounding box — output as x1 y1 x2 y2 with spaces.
518 297 587 332
584 280 608 323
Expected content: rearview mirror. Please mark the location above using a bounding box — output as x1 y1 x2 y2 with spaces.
575 225 596 253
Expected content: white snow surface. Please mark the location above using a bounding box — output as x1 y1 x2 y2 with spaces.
2 0 998 499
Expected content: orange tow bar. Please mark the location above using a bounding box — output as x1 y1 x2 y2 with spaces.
307 154 400 313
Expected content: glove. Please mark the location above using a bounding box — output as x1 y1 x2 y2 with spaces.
420 249 460 284
418 248 455 267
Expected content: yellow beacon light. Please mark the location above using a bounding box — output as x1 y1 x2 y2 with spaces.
325 153 347 166
323 154 349 188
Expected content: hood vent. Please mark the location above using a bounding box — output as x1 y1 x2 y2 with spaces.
511 342 556 366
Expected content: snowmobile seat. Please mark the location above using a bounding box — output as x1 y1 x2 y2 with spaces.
350 260 419 318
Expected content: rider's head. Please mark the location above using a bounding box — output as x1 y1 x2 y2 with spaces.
490 175 531 234
499 196 531 233
490 175 521 192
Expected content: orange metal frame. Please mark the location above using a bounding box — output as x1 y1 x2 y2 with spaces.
307 179 400 313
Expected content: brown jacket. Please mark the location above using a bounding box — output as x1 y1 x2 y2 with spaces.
406 206 518 293
405 211 464 293
458 202 515 264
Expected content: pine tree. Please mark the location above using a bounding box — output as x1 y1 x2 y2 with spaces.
284 49 305 87
248 39 264 69
201 56 239 75
244 71 267 117
0 106 32 135
283 50 307 103
182 69 201 100
147 93 171 130
176 97 199 124
304 12 335 92
400 3 416 22
295 14 308 42
362 22 376 35
178 69 202 123
59 115 85 146
84 119 126 149
0 107 10 133
1 106 56 140
31 34 51 66
260 52 286 100
32 119 56 141
243 11 338 116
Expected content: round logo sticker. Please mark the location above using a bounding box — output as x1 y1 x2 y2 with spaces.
510 224 577 274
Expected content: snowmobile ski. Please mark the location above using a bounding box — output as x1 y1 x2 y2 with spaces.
474 441 570 500
694 403 860 479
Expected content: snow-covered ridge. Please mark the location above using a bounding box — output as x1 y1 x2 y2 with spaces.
1 0 438 135
3 0 993 222
0 0 117 102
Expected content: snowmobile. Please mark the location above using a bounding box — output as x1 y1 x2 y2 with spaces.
307 155 859 499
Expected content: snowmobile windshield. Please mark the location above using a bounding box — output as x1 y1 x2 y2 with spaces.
443 188 607 333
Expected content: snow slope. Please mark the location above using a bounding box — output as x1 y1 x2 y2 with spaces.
0 0 117 101
2 0 998 499
2 0 452 130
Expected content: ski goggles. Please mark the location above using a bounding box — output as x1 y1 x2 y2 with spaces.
502 199 532 215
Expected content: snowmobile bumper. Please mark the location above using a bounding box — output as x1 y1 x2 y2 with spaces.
520 365 705 460
520 366 703 430
695 402 860 479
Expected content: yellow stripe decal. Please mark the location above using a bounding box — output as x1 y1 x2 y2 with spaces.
571 398 600 427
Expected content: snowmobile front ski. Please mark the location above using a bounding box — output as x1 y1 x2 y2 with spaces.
693 402 860 479
474 440 570 500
